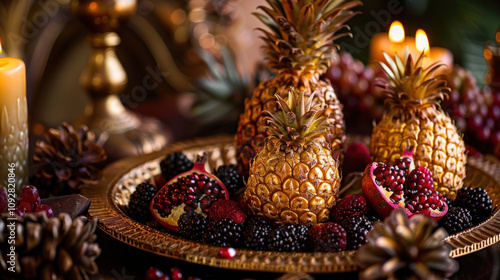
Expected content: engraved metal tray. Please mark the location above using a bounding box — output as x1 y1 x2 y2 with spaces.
82 135 500 273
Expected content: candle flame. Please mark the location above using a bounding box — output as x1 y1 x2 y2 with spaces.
389 21 405 44
416 29 430 55
0 41 2 54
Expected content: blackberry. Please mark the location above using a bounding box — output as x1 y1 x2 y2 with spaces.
178 210 207 241
268 224 309 252
214 164 244 196
341 215 374 250
243 216 272 250
454 187 493 225
204 218 243 247
160 152 194 182
128 182 156 223
438 207 473 234
365 209 382 223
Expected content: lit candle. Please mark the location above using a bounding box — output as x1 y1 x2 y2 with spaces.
369 21 418 63
415 29 453 71
0 42 28 193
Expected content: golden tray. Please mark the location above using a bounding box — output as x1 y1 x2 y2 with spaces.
83 135 500 273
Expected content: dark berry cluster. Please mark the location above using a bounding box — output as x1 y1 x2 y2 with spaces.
128 182 156 223
160 152 194 182
214 164 245 196
438 186 493 235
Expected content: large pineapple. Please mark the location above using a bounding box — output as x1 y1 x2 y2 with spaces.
243 89 341 225
372 51 467 199
235 0 361 176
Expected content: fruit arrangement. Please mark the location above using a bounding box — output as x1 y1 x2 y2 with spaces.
126 147 494 254
0 185 53 217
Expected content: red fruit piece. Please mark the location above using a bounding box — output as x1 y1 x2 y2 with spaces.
145 267 164 280
218 247 237 260
21 185 39 204
35 204 54 218
342 142 370 175
170 267 183 280
208 199 246 224
308 222 347 252
362 148 415 218
330 194 368 223
404 166 434 200
150 153 229 232
18 201 33 213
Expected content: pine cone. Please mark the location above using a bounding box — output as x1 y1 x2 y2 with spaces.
31 122 107 196
0 212 101 279
356 209 459 280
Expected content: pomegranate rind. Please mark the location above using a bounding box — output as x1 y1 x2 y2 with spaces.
150 155 229 232
361 162 409 218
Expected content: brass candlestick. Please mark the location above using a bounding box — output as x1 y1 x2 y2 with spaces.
72 0 171 161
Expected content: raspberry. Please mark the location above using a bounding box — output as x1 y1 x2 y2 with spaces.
308 222 347 252
243 216 272 250
178 210 207 241
214 165 244 197
454 187 493 225
438 207 473 234
330 194 369 223
341 215 374 250
208 199 246 224
160 152 193 182
204 218 243 247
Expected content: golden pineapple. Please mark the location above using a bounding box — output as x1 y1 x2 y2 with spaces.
235 0 361 176
371 50 467 199
243 89 340 225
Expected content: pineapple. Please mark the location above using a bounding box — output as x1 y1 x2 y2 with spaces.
243 89 340 225
372 50 467 199
235 0 361 176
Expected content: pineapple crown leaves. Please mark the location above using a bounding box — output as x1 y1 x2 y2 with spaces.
254 0 362 81
263 88 331 144
376 48 451 119
189 47 251 124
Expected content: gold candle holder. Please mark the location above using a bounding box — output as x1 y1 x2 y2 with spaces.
72 0 171 161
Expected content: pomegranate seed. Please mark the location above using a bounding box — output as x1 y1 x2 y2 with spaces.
218 247 237 260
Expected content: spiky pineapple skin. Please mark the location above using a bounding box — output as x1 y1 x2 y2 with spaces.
371 110 467 199
243 137 341 226
236 80 345 177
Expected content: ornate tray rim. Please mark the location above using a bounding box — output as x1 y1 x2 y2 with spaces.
82 135 500 273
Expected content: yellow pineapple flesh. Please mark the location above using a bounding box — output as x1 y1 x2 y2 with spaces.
236 0 361 177
371 50 467 199
243 89 340 225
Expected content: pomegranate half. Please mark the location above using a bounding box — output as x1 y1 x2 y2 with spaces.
361 149 447 221
150 153 229 231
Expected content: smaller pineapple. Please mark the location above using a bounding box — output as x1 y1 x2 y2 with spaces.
371 50 467 199
243 88 340 226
